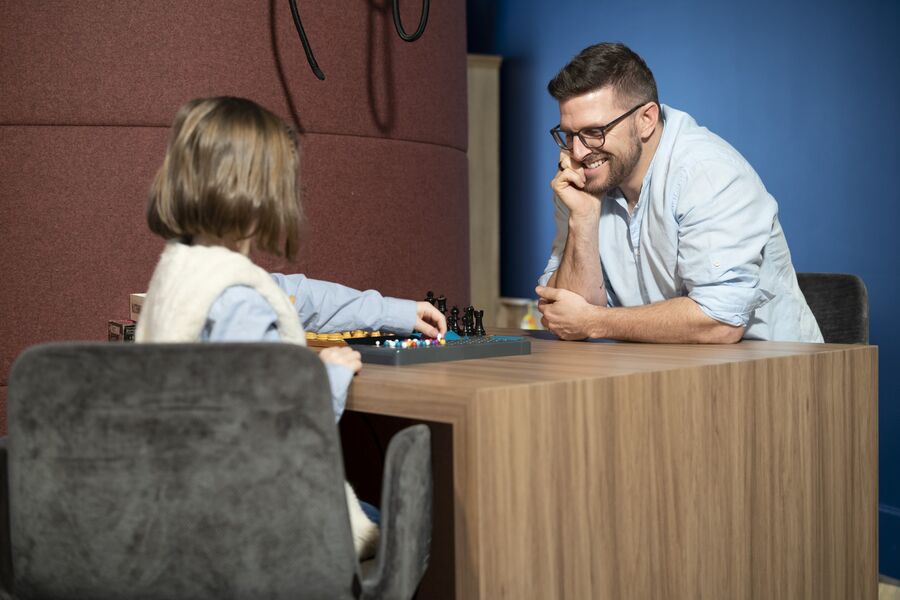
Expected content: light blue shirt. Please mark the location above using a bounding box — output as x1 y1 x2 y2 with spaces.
540 105 822 342
202 274 417 418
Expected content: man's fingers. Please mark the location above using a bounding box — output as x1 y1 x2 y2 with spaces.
535 285 561 302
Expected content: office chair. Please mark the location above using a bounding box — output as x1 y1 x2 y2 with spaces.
796 272 869 344
0 342 432 600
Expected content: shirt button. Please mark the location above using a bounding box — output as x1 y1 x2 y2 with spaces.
713 261 720 267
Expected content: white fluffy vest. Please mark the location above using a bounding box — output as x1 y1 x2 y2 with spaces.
135 241 306 344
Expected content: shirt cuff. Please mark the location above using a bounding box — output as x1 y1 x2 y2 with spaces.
325 362 354 421
537 270 555 286
689 284 774 327
379 297 417 334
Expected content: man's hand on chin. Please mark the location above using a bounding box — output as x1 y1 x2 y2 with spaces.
535 285 598 340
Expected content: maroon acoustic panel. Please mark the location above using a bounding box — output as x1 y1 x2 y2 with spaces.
0 1 467 151
0 127 169 388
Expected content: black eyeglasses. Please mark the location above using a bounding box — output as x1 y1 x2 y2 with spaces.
550 103 647 151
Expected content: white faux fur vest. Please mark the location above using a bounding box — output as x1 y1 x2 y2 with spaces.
135 241 306 344
135 241 378 558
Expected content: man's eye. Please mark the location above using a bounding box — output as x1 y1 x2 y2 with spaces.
581 129 604 139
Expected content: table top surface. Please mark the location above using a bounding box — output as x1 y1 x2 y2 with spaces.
346 329 874 413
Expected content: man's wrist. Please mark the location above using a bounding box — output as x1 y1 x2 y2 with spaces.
587 305 608 338
568 207 601 228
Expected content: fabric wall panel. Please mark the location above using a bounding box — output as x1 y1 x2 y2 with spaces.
0 1 467 151
0 126 169 392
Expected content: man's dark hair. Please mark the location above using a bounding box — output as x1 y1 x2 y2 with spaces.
548 42 659 107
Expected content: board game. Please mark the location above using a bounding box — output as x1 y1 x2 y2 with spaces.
345 332 531 366
304 290 530 364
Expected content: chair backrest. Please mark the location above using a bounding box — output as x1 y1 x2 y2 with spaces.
7 343 360 600
796 272 869 344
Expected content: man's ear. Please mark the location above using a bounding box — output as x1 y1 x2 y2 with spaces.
638 102 660 140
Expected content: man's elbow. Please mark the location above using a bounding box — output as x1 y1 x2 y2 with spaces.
705 323 745 344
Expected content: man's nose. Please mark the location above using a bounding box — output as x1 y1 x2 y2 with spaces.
571 137 593 162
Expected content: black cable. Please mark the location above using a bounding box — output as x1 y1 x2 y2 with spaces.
392 0 430 42
288 0 325 80
288 0 429 80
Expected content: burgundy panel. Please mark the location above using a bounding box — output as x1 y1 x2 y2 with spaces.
0 1 467 151
0 126 169 392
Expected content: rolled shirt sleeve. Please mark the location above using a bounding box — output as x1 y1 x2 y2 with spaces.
674 161 775 327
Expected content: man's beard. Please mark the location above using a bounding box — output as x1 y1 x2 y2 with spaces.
583 131 642 197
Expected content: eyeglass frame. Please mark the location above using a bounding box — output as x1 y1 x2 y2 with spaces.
550 102 649 152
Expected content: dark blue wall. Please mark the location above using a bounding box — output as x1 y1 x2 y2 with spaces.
469 0 900 576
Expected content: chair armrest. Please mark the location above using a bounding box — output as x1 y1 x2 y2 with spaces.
361 425 432 600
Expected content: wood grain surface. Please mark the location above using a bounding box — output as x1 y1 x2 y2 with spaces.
346 331 878 599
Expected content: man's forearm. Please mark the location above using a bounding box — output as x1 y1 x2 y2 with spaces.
551 213 607 306
588 297 744 343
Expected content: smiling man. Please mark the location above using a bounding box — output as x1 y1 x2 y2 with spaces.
536 42 822 343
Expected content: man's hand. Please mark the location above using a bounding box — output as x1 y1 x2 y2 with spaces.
552 151 600 218
414 301 448 338
319 346 363 374
535 285 598 340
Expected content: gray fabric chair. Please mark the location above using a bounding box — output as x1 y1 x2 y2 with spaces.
796 272 869 344
0 342 432 600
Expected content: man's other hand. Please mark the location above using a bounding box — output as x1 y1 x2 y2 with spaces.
535 285 597 340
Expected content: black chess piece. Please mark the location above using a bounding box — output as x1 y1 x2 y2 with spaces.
449 306 461 335
464 306 475 336
425 291 436 306
475 309 485 336
437 294 447 314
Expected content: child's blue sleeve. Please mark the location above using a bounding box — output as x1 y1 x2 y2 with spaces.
203 286 280 341
324 362 353 421
269 273 417 334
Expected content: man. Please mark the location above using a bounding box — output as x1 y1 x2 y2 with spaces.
536 42 822 343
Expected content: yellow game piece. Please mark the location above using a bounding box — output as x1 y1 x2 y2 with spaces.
327 333 342 341
372 331 381 337
352 330 366 338
341 331 352 338
305 332 318 339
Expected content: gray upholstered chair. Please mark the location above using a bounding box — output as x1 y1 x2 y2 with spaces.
0 342 432 600
796 272 869 344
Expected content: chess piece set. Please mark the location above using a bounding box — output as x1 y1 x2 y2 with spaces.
424 291 485 336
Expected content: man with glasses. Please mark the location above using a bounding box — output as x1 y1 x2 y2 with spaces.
536 42 822 343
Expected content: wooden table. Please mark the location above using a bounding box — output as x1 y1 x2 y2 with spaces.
344 330 878 600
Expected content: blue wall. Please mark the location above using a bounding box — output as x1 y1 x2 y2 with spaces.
469 0 900 576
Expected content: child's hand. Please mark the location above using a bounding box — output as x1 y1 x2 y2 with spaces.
319 346 363 375
415 301 448 338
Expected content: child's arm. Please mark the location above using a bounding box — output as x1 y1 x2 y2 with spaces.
320 346 362 420
271 273 445 336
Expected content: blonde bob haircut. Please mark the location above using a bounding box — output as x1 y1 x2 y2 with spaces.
147 96 302 259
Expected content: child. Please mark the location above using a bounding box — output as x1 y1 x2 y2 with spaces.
135 96 446 559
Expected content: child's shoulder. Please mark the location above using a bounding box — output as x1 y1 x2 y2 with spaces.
209 285 278 320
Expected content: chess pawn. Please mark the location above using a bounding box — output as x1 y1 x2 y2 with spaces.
475 309 485 336
425 291 436 306
437 295 447 314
